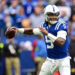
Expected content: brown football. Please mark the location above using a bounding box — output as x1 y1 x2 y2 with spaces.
5 28 16 39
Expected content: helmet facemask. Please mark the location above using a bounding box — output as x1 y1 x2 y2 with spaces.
45 12 59 24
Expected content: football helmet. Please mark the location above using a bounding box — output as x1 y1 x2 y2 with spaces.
44 5 60 24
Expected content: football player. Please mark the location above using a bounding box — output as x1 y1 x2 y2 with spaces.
6 5 71 75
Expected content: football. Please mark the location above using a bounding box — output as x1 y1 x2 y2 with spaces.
5 28 16 39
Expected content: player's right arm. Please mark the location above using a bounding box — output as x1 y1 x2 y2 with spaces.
5 27 42 39
8 27 42 35
17 28 42 35
18 28 34 35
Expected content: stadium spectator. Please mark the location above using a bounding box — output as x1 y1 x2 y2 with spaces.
8 0 21 27
70 0 75 21
65 0 72 6
32 35 47 75
0 37 4 62
0 37 5 75
69 14 75 55
43 0 49 7
1 0 9 15
9 0 20 14
22 0 34 17
15 6 26 28
18 6 26 21
37 0 45 12
6 0 11 6
3 38 20 75
21 18 31 28
0 4 6 36
55 0 67 6
68 14 75 75
59 10 69 23
4 14 13 28
1 0 8 9
30 4 44 28
20 41 36 75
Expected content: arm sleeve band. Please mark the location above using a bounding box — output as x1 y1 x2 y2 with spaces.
33 28 42 35
47 30 67 42
57 30 67 40
47 33 57 42
18 28 24 33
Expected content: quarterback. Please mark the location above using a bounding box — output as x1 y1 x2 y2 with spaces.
5 5 71 75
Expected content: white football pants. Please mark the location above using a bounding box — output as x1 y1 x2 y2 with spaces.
39 56 71 75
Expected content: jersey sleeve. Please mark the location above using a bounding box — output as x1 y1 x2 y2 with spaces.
58 23 68 31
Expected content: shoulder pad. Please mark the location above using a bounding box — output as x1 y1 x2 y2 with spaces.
55 21 66 30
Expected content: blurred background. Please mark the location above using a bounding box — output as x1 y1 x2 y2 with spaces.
0 0 75 75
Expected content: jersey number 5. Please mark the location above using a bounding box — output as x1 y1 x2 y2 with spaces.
45 36 54 49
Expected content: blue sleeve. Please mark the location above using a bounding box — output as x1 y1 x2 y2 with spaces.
35 46 39 57
59 23 68 31
35 41 47 58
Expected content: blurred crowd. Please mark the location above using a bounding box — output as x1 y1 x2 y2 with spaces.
0 0 75 75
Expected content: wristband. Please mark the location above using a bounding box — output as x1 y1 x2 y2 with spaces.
18 28 24 33
33 28 42 35
47 33 57 42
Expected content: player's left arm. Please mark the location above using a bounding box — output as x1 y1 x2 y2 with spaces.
38 26 67 47
54 31 67 47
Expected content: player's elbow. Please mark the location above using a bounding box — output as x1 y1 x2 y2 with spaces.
54 38 65 47
59 40 65 47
